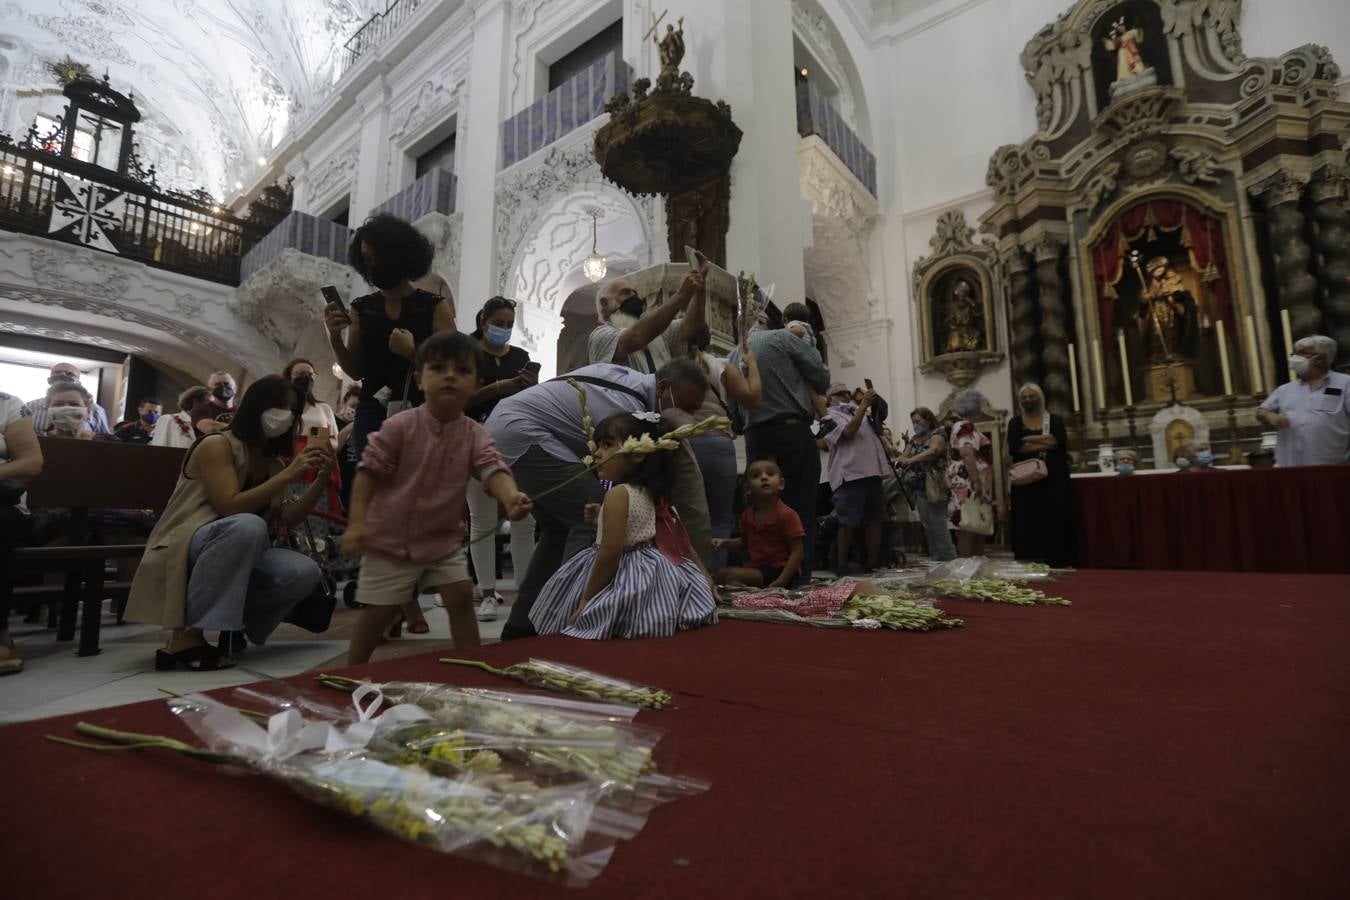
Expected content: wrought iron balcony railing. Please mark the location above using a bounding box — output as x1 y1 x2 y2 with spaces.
0 139 269 285
796 80 877 196
341 0 427 77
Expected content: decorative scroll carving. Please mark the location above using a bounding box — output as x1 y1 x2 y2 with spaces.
1308 168 1350 367
1252 172 1322 338
928 210 977 257
1033 234 1073 415
1007 247 1041 391
1082 161 1121 213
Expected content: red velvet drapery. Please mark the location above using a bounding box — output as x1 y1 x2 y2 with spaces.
1089 199 1232 356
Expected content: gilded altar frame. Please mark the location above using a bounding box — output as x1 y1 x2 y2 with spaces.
912 210 1004 389
1075 185 1261 408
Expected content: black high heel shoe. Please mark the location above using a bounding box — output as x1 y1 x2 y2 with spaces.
155 644 232 672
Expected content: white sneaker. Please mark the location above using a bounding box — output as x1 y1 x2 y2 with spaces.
475 593 502 621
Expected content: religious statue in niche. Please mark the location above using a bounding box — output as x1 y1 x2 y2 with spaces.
1130 253 1197 365
939 277 987 355
1090 199 1238 405
1103 17 1157 97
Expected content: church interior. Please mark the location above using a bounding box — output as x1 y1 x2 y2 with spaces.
1 1 1348 896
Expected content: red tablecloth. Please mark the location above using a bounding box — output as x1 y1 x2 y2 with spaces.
1074 464 1350 572
5 572 1350 900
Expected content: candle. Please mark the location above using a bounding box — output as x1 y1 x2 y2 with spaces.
1245 314 1264 393
1215 319 1234 396
1280 307 1295 382
1067 342 1080 412
1116 328 1133 407
1091 338 1106 408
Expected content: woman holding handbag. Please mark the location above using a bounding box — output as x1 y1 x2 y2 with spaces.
946 389 995 558
898 406 956 561
1007 383 1076 567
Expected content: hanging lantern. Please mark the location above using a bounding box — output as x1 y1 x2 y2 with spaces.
582 208 607 283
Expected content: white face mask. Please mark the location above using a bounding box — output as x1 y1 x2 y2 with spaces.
49 405 86 429
260 408 295 438
1288 354 1312 377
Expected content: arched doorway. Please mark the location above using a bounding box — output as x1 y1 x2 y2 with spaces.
503 185 652 378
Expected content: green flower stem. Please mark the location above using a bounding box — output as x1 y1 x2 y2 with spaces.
46 722 241 765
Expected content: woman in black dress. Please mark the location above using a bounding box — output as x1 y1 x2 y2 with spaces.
323 213 455 632
1007 383 1076 567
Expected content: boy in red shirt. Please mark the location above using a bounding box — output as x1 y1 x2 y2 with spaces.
712 456 805 589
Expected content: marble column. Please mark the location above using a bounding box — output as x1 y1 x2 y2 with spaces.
1253 171 1322 342
709 0 806 301
1034 234 1072 416
1007 245 1041 393
1308 167 1350 368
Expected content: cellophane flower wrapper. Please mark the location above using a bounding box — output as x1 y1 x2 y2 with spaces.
503 659 678 710
236 678 708 821
166 693 626 885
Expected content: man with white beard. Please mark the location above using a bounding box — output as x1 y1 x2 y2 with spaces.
587 264 708 373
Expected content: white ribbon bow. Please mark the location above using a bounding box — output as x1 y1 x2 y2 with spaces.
185 685 432 762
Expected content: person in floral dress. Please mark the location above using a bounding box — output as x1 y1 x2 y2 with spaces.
946 389 994 557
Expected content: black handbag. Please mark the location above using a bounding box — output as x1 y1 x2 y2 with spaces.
0 479 26 507
283 579 337 633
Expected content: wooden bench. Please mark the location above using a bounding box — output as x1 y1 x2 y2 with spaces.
14 438 184 656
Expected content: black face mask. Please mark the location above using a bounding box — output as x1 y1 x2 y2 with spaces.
293 373 315 395
1020 398 1040 412
619 294 647 318
368 262 403 290
213 384 235 403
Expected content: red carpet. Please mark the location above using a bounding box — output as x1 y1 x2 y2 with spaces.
4 570 1349 899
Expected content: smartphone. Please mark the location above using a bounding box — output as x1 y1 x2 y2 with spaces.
307 424 331 446
320 285 346 312
524 361 541 375
864 378 874 390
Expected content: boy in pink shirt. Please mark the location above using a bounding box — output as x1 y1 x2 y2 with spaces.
343 332 532 663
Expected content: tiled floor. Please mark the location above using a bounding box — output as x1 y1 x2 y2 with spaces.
0 587 511 724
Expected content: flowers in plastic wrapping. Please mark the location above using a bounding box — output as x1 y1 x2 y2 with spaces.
49 677 708 886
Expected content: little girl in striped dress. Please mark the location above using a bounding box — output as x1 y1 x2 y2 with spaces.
529 413 718 639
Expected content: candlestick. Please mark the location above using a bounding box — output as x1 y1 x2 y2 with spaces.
1224 394 1243 465
1091 339 1106 409
1280 307 1295 382
1124 405 1139 460
1067 342 1080 412
1215 318 1234 396
1244 314 1264 393
1116 328 1133 407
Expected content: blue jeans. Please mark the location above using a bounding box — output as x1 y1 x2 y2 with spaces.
185 514 320 644
689 434 737 568
916 493 957 561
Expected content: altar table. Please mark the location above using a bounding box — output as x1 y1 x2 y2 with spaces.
1073 464 1350 572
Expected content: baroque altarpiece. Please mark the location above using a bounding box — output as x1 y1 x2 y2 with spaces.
961 0 1350 446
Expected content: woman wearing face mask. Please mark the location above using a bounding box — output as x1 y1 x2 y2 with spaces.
42 382 96 440
897 406 957 561
124 376 331 671
323 214 453 462
1006 383 1076 567
463 296 538 621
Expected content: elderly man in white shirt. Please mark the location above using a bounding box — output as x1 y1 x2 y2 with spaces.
587 265 707 373
1256 334 1350 466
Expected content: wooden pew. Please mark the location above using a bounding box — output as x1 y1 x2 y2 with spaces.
14 438 184 656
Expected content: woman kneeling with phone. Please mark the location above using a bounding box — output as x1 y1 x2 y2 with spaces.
124 376 334 671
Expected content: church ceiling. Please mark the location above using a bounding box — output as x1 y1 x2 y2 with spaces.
0 0 381 199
